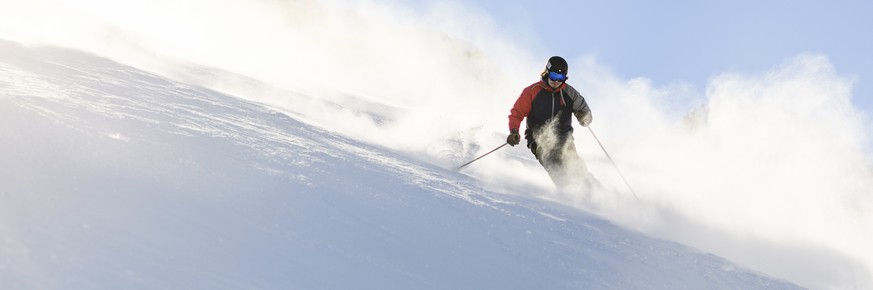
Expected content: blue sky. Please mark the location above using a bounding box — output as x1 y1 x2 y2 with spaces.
407 0 872 115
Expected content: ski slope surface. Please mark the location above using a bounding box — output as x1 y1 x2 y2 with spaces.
0 40 803 289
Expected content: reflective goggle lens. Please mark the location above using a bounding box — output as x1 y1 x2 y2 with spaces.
548 71 566 81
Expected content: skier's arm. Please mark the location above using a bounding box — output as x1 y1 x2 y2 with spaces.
566 85 592 126
508 86 534 131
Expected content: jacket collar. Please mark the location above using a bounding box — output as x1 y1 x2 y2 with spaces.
538 77 566 92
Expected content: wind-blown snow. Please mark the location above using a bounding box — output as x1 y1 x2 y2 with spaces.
0 38 803 289
2 0 872 289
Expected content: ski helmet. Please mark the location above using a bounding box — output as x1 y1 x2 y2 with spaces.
546 56 568 75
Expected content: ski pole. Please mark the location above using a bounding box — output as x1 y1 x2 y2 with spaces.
457 143 508 170
587 127 640 201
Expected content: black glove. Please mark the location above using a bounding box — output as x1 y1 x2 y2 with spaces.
506 129 520 146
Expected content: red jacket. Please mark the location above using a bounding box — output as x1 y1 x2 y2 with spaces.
508 78 590 141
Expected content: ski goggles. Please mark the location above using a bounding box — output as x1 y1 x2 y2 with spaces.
547 71 566 82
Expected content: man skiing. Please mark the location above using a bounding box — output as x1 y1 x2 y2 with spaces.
506 56 594 188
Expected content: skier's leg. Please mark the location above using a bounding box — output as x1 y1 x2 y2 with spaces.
552 137 604 193
548 138 573 188
529 140 567 187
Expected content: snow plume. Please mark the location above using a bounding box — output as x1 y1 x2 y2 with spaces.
0 0 556 197
570 54 873 289
3 0 872 288
0 0 536 156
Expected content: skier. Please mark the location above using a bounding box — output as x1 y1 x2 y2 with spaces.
506 56 594 188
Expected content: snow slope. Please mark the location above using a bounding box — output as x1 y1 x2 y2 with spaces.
0 40 802 289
